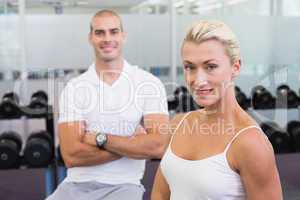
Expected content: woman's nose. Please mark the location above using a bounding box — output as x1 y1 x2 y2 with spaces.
194 70 208 86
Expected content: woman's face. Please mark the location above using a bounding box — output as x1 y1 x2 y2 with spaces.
181 39 240 107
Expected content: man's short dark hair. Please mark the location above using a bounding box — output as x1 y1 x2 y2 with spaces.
90 9 123 33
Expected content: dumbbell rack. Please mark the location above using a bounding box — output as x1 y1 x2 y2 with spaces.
0 105 57 197
242 107 300 154
248 108 300 128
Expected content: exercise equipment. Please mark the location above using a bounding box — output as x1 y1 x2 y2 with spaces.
235 86 250 110
24 131 53 167
286 120 300 152
276 84 299 108
168 97 178 111
260 121 291 154
251 85 275 109
174 86 189 99
173 86 199 113
78 69 87 74
0 131 22 169
29 90 48 110
177 94 198 113
0 92 21 118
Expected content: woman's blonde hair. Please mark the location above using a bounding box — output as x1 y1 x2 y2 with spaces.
183 20 240 64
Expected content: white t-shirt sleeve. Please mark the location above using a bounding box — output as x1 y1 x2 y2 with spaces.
58 82 85 123
141 76 169 116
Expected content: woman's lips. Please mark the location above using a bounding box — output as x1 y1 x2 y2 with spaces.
194 88 213 96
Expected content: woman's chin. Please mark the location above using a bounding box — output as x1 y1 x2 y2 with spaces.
194 97 219 108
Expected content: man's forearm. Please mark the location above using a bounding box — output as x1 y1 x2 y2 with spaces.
84 133 166 159
82 114 170 160
64 142 121 168
106 134 165 159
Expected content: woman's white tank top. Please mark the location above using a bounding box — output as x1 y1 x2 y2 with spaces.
160 112 261 200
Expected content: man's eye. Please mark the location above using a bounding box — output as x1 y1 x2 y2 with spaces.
95 31 104 35
111 29 120 35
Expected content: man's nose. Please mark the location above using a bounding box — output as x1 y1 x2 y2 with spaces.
103 33 112 42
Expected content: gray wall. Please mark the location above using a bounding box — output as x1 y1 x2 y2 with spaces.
0 14 299 121
1 15 300 69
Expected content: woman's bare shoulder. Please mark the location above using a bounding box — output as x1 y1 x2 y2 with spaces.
232 126 275 171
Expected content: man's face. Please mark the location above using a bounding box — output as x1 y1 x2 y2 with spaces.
89 15 126 62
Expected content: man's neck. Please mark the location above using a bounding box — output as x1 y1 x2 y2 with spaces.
94 58 124 86
95 57 123 71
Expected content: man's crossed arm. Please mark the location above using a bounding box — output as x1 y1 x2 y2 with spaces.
59 114 169 168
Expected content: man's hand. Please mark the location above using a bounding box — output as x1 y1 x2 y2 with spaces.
59 121 122 167
83 132 97 146
131 125 147 137
102 114 170 159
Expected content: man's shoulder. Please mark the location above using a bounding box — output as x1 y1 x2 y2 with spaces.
64 69 91 86
132 66 163 84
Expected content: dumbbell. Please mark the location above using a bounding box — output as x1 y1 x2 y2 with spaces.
64 69 73 75
174 86 189 99
171 86 188 112
260 121 291 154
24 131 53 167
174 86 198 113
0 92 21 117
178 94 199 113
78 69 87 74
0 131 22 169
235 86 250 110
28 90 48 109
287 90 299 108
276 84 299 108
12 71 21 80
168 98 178 111
251 85 275 109
286 120 300 152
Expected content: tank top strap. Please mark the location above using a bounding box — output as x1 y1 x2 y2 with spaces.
224 125 262 154
169 112 192 145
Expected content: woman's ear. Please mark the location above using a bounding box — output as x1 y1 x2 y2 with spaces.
232 59 241 78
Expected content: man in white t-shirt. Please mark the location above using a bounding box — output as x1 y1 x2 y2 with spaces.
46 9 169 200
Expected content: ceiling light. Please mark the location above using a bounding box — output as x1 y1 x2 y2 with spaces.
77 1 88 6
174 0 184 8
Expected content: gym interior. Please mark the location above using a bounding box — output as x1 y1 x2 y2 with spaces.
0 0 300 199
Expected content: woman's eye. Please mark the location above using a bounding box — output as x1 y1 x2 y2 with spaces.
184 65 195 70
206 64 218 70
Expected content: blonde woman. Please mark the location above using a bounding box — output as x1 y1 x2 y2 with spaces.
151 20 282 200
